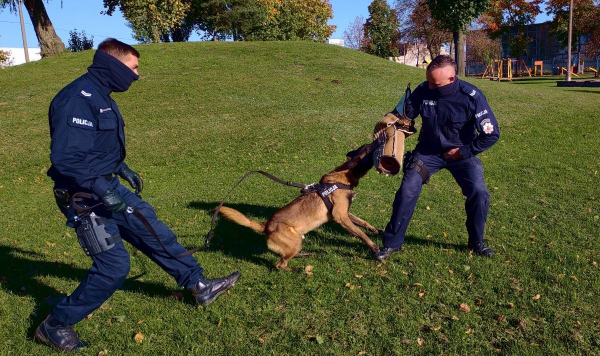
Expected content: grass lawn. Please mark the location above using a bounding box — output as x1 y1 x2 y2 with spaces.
1 41 599 355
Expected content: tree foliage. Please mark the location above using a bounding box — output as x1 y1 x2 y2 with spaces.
250 0 336 41
426 0 491 75
544 0 600 52
103 0 191 43
67 29 94 52
363 0 400 58
480 0 542 58
343 16 366 50
0 0 65 57
104 0 335 43
398 0 451 59
466 28 502 64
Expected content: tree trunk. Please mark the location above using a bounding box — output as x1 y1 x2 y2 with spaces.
453 30 466 76
22 0 65 57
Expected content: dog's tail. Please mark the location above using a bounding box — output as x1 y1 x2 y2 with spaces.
219 206 266 234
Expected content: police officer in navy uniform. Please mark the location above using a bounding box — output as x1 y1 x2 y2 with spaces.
36 38 240 352
375 55 500 260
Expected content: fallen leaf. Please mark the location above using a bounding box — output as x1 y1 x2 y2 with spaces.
467 273 473 280
305 265 313 273
417 337 423 346
443 232 447 238
460 303 471 312
448 270 454 274
413 283 423 286
571 275 579 282
354 274 363 279
430 325 441 331
508 302 514 309
86 314 93 320
418 291 425 298
137 320 145 325
465 328 472 334
97 350 108 356
258 337 265 345
532 294 541 300
378 270 388 275
426 206 431 210
358 352 368 355
218 318 222 327
134 332 144 344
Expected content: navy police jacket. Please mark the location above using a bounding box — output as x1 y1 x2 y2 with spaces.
47 72 127 197
403 79 500 158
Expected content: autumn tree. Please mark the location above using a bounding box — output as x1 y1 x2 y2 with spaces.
0 0 65 57
250 0 336 42
426 0 491 75
466 27 502 64
479 0 541 59
103 0 190 43
343 16 366 50
545 0 600 54
363 0 400 58
402 0 451 59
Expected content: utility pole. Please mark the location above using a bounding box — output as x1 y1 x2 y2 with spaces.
566 0 573 81
18 0 30 63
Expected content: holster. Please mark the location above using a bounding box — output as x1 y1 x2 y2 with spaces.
76 212 121 256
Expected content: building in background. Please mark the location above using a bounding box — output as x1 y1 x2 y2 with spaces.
327 38 345 47
0 48 42 67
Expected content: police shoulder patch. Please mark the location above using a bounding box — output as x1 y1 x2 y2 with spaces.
480 118 494 134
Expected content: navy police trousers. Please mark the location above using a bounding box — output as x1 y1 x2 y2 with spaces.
51 177 203 326
382 153 490 249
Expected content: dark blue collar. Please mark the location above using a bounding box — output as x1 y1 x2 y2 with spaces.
87 50 139 93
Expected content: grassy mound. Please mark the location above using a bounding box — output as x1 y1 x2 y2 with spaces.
1 41 599 354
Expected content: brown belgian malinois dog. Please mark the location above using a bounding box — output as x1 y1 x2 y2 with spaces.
218 144 382 270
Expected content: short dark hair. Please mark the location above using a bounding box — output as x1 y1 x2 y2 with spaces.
98 38 140 61
427 55 456 73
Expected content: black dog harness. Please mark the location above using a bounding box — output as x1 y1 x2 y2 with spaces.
301 183 353 211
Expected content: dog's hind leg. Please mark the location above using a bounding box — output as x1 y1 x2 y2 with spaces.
266 225 303 270
348 213 380 234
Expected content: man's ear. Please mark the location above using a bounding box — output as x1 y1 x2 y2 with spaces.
449 76 456 83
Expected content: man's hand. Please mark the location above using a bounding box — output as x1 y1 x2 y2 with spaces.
118 166 143 194
444 147 462 160
101 189 127 213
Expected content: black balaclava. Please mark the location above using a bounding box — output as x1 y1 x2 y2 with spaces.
429 77 459 98
88 50 139 92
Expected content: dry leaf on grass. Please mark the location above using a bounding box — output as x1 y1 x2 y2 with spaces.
532 294 541 300
97 350 108 356
134 332 144 344
459 303 471 312
417 337 423 346
258 337 265 345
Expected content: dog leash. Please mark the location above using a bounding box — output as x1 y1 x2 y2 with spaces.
204 170 309 247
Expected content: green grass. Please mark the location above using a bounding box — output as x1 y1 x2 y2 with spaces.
1 41 599 355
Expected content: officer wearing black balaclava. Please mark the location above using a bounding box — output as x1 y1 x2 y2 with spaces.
36 38 240 352
374 55 500 261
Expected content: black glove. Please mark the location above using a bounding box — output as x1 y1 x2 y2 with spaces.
101 189 127 213
118 166 143 194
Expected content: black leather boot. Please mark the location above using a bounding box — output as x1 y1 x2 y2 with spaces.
468 241 494 256
190 271 240 306
373 246 402 261
35 315 88 352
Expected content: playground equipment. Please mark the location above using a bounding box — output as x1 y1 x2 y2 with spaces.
481 59 532 81
533 61 543 76
589 67 599 77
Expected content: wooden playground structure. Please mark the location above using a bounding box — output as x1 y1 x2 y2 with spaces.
480 59 532 81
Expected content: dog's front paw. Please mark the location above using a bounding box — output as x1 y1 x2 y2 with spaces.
370 246 380 253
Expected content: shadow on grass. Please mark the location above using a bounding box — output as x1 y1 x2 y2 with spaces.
187 201 386 266
0 245 190 339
